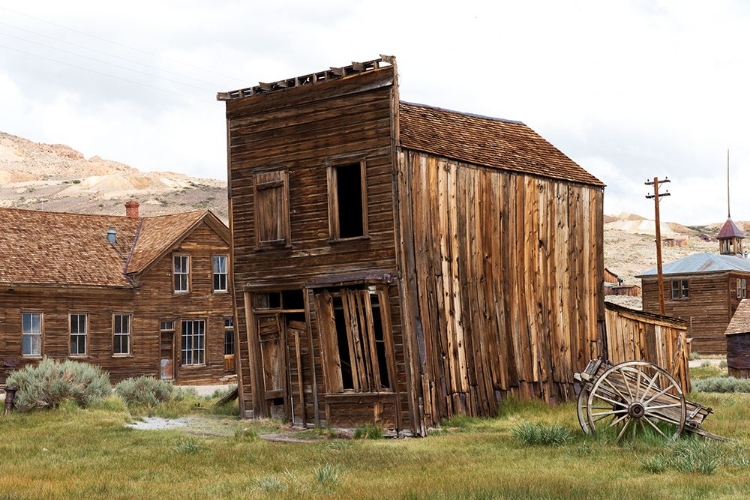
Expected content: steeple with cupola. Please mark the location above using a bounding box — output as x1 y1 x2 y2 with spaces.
718 150 745 256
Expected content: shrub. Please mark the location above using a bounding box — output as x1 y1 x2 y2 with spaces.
6 357 111 411
115 376 175 407
353 423 383 439
693 377 750 393
511 422 571 447
314 463 340 491
174 438 200 455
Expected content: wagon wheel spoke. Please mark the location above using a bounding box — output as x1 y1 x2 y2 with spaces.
602 377 630 403
642 416 669 438
615 417 632 442
618 369 635 400
591 392 628 409
638 370 659 403
643 384 677 406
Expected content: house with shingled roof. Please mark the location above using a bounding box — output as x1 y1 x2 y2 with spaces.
0 203 235 385
218 56 606 435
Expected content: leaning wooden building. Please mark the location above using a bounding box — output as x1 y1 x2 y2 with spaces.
219 56 606 435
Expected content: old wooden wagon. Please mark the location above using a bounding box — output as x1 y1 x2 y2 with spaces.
575 358 724 441
219 56 606 435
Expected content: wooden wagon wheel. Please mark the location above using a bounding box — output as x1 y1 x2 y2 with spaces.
576 384 593 435
586 361 686 442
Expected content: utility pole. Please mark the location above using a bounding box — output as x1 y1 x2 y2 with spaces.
646 177 671 315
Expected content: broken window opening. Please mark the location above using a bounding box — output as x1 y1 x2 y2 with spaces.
318 286 393 394
328 161 367 240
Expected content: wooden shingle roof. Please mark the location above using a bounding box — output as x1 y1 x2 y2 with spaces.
0 207 224 288
399 102 604 187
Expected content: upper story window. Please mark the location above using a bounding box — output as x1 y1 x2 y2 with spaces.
213 255 228 292
70 313 87 356
738 278 747 299
328 161 368 240
113 314 131 355
22 312 42 356
254 170 290 249
173 255 190 293
671 280 689 300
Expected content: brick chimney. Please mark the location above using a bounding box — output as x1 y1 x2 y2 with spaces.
125 200 140 218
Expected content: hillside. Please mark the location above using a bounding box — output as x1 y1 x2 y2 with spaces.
0 132 228 221
2 131 745 309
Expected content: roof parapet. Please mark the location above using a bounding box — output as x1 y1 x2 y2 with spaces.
217 55 395 101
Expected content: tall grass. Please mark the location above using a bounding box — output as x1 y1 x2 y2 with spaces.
0 394 748 499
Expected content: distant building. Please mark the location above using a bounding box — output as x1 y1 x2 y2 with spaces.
638 218 750 354
0 203 235 385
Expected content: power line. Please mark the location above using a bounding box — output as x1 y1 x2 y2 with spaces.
0 30 216 92
0 5 249 85
0 43 214 104
0 20 228 89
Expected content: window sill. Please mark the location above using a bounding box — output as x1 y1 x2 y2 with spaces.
212 290 229 294
112 354 133 358
69 355 89 360
22 355 42 359
179 364 206 369
329 235 370 244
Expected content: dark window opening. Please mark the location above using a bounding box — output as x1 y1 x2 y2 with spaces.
333 296 354 390
268 292 281 309
282 290 304 310
334 164 364 238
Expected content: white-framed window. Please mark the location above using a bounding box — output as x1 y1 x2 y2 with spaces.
113 314 131 355
213 255 228 292
173 255 189 293
671 280 689 300
738 278 747 299
181 319 205 365
22 312 42 356
70 313 87 356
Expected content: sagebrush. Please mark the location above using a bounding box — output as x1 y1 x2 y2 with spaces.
115 376 175 407
6 357 111 411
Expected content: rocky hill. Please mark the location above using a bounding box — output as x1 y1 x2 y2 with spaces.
3 131 746 310
0 132 228 221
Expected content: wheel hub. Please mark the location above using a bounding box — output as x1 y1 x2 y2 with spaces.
628 402 646 419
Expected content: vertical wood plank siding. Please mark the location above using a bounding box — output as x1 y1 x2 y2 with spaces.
604 302 691 392
398 150 605 423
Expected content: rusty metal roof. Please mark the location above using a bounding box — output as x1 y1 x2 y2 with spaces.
726 299 750 336
717 218 745 240
399 102 605 187
637 252 750 277
0 207 219 287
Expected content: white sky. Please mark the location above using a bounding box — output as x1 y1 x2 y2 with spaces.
1 0 749 225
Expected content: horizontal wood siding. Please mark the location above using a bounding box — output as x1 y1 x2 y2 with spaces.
0 222 233 386
398 150 605 423
226 67 410 429
133 223 234 385
604 303 691 392
641 273 733 355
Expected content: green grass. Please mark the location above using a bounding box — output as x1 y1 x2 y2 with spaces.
1 392 750 499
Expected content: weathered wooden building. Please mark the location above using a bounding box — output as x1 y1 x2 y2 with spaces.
725 299 750 378
638 252 750 355
0 203 235 385
604 302 690 392
219 56 606 435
